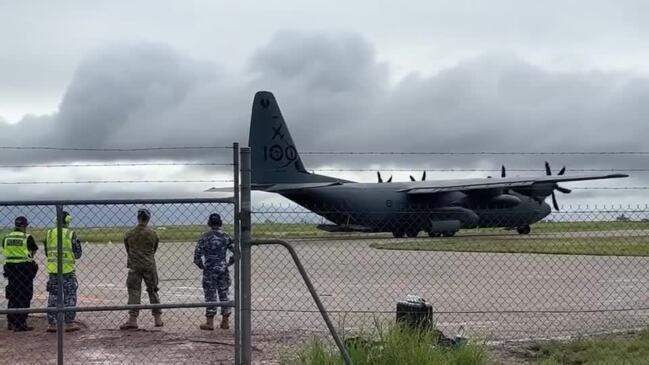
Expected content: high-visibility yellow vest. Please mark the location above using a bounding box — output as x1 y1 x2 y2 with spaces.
2 231 33 264
46 228 76 274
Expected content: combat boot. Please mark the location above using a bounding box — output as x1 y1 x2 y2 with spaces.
65 322 80 332
14 325 34 332
46 323 57 333
199 316 215 331
119 314 138 330
220 314 230 330
153 313 164 327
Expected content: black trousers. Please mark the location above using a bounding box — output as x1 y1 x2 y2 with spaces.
4 262 38 328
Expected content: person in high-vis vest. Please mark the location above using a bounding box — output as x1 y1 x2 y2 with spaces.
2 216 38 332
44 211 82 333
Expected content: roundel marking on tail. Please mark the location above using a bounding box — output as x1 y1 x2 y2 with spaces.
260 98 270 109
269 145 283 161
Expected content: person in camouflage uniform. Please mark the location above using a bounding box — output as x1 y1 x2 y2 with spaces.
120 208 163 330
194 213 234 330
45 211 82 333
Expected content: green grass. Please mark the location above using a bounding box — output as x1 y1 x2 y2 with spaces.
1 226 214 244
282 325 488 365
529 329 649 364
0 223 329 243
526 220 649 234
2 220 648 245
371 236 649 257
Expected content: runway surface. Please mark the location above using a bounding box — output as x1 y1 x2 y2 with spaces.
2 230 649 363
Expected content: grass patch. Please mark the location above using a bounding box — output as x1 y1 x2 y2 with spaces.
528 329 649 364
0 223 330 243
528 220 649 234
371 236 649 257
2 220 648 245
282 325 488 365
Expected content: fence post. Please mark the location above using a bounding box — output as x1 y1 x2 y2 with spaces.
55 204 64 365
240 147 252 365
233 142 241 365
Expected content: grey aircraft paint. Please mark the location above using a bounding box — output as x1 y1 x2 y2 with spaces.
249 91 628 237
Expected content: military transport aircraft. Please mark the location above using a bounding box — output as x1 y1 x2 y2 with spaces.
246 91 628 238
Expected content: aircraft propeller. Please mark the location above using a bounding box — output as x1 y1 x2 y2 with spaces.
409 171 426 182
377 171 392 183
544 161 571 210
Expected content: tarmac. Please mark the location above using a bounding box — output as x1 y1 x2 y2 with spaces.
1 230 648 363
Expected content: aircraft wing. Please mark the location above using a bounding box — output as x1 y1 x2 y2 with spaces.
399 173 628 195
261 181 344 192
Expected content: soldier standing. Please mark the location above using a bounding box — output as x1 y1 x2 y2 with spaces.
45 211 82 332
194 213 234 330
2 216 38 332
120 208 163 330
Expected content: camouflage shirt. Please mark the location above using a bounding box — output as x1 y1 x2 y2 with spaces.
124 224 159 269
194 228 233 272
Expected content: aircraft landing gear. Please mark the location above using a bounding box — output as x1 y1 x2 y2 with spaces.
427 230 457 237
392 230 405 238
405 229 420 238
516 225 531 235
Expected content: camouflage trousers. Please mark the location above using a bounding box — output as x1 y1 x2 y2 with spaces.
126 267 161 317
47 274 78 324
203 270 230 317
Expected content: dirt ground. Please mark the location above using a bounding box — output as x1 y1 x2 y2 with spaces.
0 314 294 364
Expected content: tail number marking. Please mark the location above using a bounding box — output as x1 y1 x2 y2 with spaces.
264 145 298 163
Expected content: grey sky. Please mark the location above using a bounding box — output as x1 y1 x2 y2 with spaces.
0 1 647 205
3 0 649 120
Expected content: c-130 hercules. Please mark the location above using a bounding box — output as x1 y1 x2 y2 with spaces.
248 91 628 238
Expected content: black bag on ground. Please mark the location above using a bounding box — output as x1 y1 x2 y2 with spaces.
395 295 433 328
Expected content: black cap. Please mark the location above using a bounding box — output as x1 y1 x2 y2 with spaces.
137 208 151 220
14 216 28 228
208 213 222 227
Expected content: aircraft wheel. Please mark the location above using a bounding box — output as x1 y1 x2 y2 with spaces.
405 229 420 238
441 231 457 237
392 230 405 238
516 225 531 235
427 231 441 237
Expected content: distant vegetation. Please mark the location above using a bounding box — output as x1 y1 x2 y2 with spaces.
1 220 648 245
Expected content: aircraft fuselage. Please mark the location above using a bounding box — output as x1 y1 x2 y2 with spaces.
281 182 551 235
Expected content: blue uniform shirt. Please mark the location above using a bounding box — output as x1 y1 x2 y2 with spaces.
194 228 233 272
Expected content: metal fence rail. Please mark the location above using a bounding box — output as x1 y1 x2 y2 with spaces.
251 239 352 365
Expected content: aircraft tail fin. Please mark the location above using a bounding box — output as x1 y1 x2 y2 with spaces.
248 91 341 186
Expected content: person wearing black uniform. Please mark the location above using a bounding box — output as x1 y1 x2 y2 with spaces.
2 216 39 331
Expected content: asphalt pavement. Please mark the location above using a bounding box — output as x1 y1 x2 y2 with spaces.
2 230 649 363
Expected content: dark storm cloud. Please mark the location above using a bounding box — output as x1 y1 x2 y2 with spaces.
0 42 249 164
247 39 649 181
1 32 648 202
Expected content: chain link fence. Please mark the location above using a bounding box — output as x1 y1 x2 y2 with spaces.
0 199 237 364
3 198 649 363
250 204 649 357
